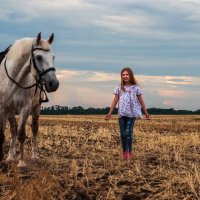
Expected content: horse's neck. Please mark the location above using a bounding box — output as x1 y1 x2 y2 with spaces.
9 54 32 84
0 55 34 104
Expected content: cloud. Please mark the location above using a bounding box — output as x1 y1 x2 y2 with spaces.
1 0 200 39
90 13 161 36
1 0 200 111
46 69 200 110
0 0 96 23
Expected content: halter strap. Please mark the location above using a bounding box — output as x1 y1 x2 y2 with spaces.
31 46 56 77
3 45 56 102
4 57 37 89
32 47 50 52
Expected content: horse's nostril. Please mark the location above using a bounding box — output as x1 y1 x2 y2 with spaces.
46 80 59 92
49 81 53 88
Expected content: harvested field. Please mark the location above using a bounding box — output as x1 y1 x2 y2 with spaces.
0 115 200 199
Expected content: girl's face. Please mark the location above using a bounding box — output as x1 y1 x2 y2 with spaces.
122 71 130 84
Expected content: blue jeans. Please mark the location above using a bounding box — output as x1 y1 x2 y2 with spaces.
118 116 135 152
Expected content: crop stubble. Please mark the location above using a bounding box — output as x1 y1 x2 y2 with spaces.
0 115 200 199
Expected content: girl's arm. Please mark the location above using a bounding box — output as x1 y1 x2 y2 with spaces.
105 94 119 120
137 95 150 120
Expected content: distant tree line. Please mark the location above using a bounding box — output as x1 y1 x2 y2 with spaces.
41 105 116 115
40 105 200 115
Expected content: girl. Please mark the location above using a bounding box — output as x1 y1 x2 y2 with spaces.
105 67 150 160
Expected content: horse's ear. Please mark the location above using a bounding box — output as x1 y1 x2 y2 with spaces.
36 32 41 45
48 33 54 44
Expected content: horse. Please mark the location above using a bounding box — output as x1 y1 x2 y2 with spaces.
0 32 59 167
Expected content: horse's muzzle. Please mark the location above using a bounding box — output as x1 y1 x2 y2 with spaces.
45 79 59 92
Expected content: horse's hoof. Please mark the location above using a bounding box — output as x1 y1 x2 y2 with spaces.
6 156 15 163
17 160 27 168
31 155 40 161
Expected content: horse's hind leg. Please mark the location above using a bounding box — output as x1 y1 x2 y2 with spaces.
17 109 30 167
6 115 17 162
31 105 40 161
0 117 6 161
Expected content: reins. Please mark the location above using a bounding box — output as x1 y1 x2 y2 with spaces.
3 45 56 102
4 58 37 89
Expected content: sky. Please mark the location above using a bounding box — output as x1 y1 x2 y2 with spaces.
1 0 200 110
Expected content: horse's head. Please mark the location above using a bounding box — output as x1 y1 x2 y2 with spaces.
31 32 59 92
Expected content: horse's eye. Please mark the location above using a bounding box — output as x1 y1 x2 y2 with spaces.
36 55 42 61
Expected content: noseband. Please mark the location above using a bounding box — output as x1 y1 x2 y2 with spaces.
4 45 56 102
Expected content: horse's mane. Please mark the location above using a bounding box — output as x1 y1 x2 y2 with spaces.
6 37 51 66
0 45 11 64
7 38 34 61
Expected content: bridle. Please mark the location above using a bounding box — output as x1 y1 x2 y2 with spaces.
4 45 56 102
31 47 55 78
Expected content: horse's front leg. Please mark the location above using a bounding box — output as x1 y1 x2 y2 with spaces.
31 104 41 161
6 115 18 162
0 115 7 161
17 107 31 167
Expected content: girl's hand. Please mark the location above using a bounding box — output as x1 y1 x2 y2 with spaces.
105 114 111 120
145 113 150 120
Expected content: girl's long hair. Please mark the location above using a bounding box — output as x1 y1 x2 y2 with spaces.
120 67 137 91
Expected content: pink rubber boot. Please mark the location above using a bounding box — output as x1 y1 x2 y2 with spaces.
123 151 128 160
127 151 132 160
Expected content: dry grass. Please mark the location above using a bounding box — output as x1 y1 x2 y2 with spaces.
0 115 200 199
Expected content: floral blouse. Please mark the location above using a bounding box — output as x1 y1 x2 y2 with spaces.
113 85 143 118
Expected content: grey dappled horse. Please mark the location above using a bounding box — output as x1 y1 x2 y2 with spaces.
0 33 59 167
